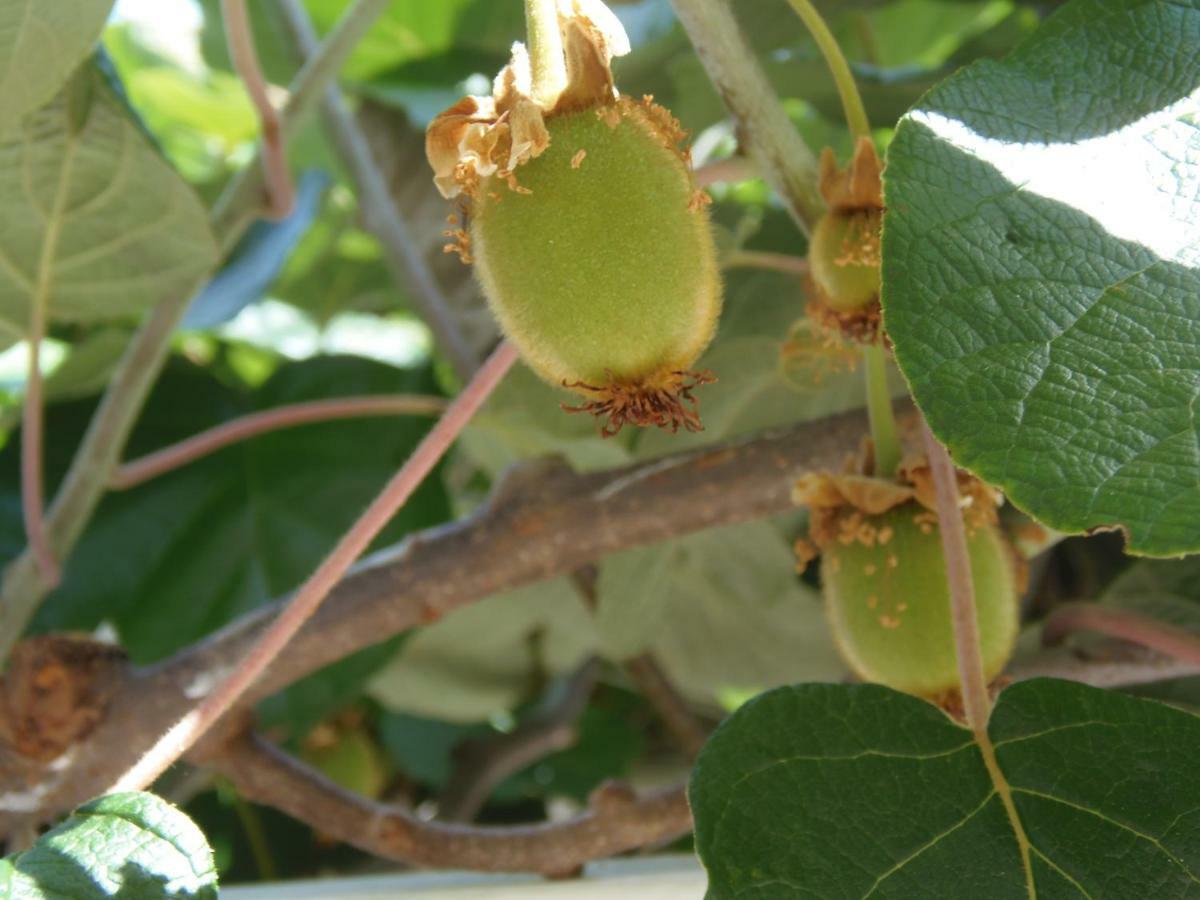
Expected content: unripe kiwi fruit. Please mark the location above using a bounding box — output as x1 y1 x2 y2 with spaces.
821 501 1019 698
471 101 721 404
300 728 388 799
807 209 881 314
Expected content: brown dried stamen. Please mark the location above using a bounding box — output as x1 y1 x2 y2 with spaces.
561 370 717 438
804 295 882 345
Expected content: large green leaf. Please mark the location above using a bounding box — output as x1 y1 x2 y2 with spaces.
598 521 845 700
366 579 598 722
883 0 1200 556
0 66 218 335
1 792 217 899
692 679 1200 898
0 0 115 129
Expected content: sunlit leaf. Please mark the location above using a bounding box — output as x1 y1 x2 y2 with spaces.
884 0 1200 556
2 792 217 899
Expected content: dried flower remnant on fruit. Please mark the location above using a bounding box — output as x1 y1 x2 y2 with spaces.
779 317 859 387
425 0 722 437
806 138 884 344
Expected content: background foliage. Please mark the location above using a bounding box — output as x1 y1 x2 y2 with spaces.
0 0 1196 891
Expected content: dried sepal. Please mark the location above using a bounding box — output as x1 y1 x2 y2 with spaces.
794 452 1003 556
425 0 630 200
818 136 884 214
561 370 716 438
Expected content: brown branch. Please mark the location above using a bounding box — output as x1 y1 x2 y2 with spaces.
1041 603 1200 666
622 655 709 760
0 405 886 832
569 569 708 759
110 394 448 490
208 731 690 875
439 658 601 823
223 0 294 218
723 251 809 278
1008 643 1200 687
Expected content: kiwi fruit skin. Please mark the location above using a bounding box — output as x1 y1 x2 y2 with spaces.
471 103 721 392
807 210 881 314
822 502 1019 698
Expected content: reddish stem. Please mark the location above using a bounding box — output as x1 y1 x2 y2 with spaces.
111 394 449 490
921 419 991 730
1043 603 1200 666
21 325 60 588
109 341 519 792
223 0 294 218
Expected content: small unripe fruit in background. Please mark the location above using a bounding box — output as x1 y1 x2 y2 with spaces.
300 726 388 800
808 209 881 314
821 501 1019 698
804 138 884 343
426 3 721 435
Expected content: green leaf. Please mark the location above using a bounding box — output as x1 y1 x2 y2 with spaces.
0 65 218 334
14 354 449 732
692 678 1200 898
883 0 1200 556
0 1 115 129
2 792 217 899
596 522 845 700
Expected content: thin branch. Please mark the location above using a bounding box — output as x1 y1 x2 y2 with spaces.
438 658 601 823
110 394 448 490
0 405 889 827
571 568 708 759
0 0 394 666
21 321 59 588
622 655 708 759
222 0 294 219
694 156 754 187
920 419 991 730
670 0 824 232
109 342 518 793
209 731 690 875
210 0 395 249
723 251 809 278
1042 603 1200 666
272 0 481 381
1008 643 1200 688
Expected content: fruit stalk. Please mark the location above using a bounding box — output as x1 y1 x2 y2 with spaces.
863 342 900 476
785 0 870 141
921 420 993 728
526 0 568 106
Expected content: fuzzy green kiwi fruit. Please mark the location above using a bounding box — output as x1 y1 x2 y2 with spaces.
822 501 1019 698
807 209 881 314
470 100 721 428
